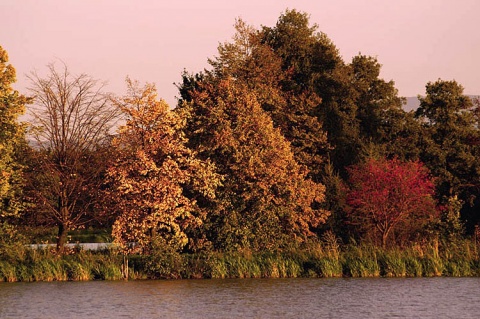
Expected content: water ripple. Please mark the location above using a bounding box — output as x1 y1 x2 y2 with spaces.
1 277 479 319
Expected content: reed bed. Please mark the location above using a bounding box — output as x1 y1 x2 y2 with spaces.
1 240 479 282
0 247 125 282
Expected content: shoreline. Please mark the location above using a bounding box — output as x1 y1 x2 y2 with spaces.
2 242 479 282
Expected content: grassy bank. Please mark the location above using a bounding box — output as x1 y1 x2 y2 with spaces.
1 240 479 282
0 247 125 282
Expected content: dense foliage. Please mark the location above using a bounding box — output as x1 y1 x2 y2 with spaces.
104 79 220 253
0 46 29 220
415 80 480 231
1 8 479 267
177 77 328 251
346 158 437 247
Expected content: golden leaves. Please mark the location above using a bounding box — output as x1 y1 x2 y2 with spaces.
185 78 329 249
106 79 220 253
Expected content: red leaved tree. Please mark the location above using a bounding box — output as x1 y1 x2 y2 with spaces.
346 157 438 247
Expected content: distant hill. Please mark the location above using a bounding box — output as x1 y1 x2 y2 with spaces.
403 95 479 112
404 97 420 112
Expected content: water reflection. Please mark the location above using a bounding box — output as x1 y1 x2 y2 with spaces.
1 278 479 318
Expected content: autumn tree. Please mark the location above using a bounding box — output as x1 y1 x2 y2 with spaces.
258 12 430 240
0 46 29 220
105 79 220 253
346 157 437 248
194 18 330 182
26 63 119 251
177 77 329 251
260 10 421 174
252 11 356 240
178 10 434 245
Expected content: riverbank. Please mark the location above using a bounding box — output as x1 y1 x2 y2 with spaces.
1 240 479 282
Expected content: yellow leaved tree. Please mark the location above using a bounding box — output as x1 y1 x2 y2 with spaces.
0 46 29 220
105 79 220 253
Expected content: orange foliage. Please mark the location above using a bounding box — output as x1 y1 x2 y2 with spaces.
183 78 329 250
105 79 220 252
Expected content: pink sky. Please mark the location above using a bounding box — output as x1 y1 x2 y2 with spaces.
2 0 480 107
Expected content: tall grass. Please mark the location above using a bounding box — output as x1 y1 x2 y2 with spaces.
343 245 381 277
0 247 126 282
1 238 479 282
198 251 303 279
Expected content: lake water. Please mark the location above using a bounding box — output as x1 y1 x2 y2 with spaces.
1 277 479 318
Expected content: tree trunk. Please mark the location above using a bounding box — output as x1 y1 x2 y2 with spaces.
123 254 129 281
382 230 389 249
57 222 67 253
56 190 69 254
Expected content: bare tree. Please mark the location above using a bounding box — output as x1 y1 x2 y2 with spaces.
26 63 120 252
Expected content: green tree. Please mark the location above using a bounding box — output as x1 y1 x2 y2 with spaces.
178 77 328 251
319 159 348 239
262 9 360 174
259 12 419 240
437 195 465 242
0 46 29 220
415 79 480 229
350 54 421 160
26 63 119 252
105 79 220 253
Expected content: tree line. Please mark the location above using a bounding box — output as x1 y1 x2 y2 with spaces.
1 10 479 255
